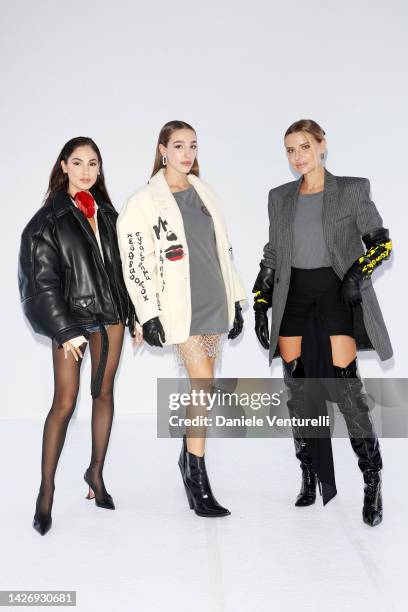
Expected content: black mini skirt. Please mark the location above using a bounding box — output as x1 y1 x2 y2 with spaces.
279 267 354 337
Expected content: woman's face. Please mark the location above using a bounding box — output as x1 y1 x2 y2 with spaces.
284 131 326 175
61 145 100 193
159 128 197 174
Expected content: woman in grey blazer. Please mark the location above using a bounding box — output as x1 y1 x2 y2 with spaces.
253 119 392 527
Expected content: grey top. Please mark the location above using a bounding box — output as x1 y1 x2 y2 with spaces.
173 186 229 335
292 191 332 268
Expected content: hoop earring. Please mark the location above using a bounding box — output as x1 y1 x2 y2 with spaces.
320 152 325 160
162 155 167 166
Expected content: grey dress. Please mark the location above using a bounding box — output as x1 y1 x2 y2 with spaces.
173 186 229 335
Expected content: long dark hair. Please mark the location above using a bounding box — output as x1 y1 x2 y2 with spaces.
45 137 112 204
151 120 200 178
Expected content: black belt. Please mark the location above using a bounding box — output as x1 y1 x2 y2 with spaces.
90 319 109 399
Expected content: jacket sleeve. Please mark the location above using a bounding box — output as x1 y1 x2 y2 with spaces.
261 189 276 269
356 179 384 235
116 193 161 325
18 217 88 346
342 180 392 283
229 241 247 304
209 185 247 305
353 179 392 278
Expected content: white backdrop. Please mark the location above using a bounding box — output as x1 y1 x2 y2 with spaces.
1 0 406 419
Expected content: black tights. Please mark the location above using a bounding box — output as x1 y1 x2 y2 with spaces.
37 323 124 514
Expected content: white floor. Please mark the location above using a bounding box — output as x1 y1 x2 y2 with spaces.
0 416 406 612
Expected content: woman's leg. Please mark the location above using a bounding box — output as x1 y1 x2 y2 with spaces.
86 323 124 499
279 335 357 366
330 335 357 367
278 336 302 363
37 340 86 515
330 334 383 526
279 335 317 505
176 335 229 516
176 335 218 456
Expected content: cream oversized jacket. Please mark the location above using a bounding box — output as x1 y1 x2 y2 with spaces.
117 169 247 345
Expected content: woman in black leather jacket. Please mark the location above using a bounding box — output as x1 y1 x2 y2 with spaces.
18 136 136 535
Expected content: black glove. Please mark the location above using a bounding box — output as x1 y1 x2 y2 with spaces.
143 316 165 347
340 265 363 308
127 304 139 338
228 302 244 340
254 310 270 350
252 263 275 350
340 228 392 309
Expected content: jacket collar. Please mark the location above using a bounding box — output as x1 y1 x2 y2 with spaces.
148 168 204 204
288 167 337 199
51 188 114 218
148 168 173 203
147 168 227 245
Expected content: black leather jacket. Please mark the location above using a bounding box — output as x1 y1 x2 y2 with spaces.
18 188 136 346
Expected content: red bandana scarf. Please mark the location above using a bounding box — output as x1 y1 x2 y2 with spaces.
74 191 95 218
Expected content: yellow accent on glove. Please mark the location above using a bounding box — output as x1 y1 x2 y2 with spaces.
254 290 269 305
358 240 392 277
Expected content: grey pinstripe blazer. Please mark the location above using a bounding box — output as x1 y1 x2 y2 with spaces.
262 168 393 364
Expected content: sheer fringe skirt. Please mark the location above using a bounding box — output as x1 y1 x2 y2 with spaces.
173 334 225 369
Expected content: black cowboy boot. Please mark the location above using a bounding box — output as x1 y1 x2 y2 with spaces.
178 436 230 517
283 357 318 507
178 434 187 479
334 359 383 526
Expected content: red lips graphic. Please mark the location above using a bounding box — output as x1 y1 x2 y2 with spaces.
165 244 184 261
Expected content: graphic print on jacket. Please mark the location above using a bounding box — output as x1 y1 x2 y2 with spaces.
152 216 185 262
126 232 152 303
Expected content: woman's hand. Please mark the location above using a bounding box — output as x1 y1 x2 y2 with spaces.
252 263 274 350
254 311 270 349
143 317 165 347
228 302 244 340
340 274 362 308
131 322 144 347
63 340 85 362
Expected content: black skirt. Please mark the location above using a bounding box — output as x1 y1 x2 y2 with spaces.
279 267 354 338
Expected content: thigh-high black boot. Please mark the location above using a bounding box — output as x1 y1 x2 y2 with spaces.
334 358 383 526
283 357 318 507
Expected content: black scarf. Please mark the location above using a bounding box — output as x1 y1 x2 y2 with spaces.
301 301 337 505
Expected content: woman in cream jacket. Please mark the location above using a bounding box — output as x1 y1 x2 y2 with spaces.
117 120 246 517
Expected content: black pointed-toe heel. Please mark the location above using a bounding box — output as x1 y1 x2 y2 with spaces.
183 482 194 509
295 465 317 507
178 434 187 478
84 469 115 510
178 437 230 517
33 511 52 536
33 492 53 536
362 470 383 527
